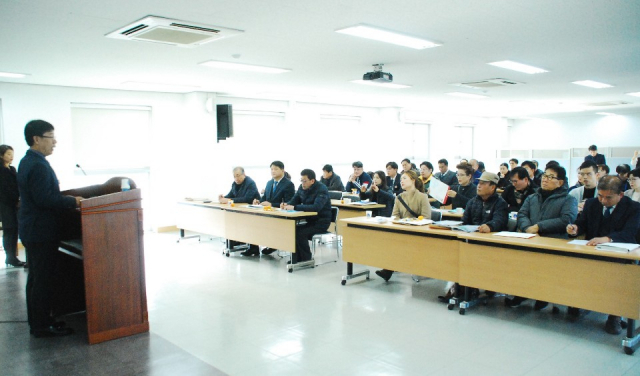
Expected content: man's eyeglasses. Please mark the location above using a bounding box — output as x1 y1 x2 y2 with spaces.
541 174 559 180
39 135 55 139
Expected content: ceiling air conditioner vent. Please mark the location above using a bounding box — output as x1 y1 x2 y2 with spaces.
106 16 243 47
453 78 524 89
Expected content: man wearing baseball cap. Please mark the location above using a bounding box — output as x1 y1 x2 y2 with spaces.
462 171 509 233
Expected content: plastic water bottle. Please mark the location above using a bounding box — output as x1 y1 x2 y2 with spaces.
121 178 130 191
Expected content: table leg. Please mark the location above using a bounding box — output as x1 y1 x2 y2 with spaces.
341 262 370 286
176 228 200 243
623 319 640 355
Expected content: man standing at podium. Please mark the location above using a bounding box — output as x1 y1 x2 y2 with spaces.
17 120 82 338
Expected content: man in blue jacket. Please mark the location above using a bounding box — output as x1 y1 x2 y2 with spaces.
18 120 82 338
219 166 261 256
567 176 640 334
254 161 295 255
282 169 331 263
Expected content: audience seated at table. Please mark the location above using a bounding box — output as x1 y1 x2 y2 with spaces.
282 169 332 263
361 170 395 217
375 170 431 282
568 167 584 192
501 167 536 213
344 161 372 194
253 161 296 255
570 160 600 212
320 164 345 192
446 163 477 210
506 165 578 310
625 168 640 203
470 159 482 185
521 160 541 187
567 176 640 333
434 159 458 186
616 164 631 192
219 166 262 256
385 162 403 195
497 163 510 189
509 158 519 170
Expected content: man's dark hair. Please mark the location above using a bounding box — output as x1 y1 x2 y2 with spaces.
478 161 485 171
545 165 567 182
301 169 316 181
322 164 333 173
579 160 598 173
509 158 519 165
401 158 411 165
24 119 54 146
510 167 530 181
386 161 398 170
0 144 14 158
455 163 473 177
420 161 433 170
545 160 560 169
352 161 363 168
598 164 610 175
588 144 598 151
270 160 284 170
500 162 509 169
521 160 536 171
437 159 448 166
616 164 631 175
598 175 623 194
532 160 539 168
630 168 640 179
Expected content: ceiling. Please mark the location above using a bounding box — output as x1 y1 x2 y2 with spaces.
2 0 640 118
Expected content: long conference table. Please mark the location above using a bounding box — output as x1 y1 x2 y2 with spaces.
176 200 317 270
339 216 640 355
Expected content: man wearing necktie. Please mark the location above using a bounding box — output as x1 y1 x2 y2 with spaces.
567 176 640 334
254 161 295 255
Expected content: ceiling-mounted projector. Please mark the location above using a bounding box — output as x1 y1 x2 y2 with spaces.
363 64 393 83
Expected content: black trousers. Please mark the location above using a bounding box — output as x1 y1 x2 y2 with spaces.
24 241 60 330
294 222 329 262
227 240 259 251
3 227 19 262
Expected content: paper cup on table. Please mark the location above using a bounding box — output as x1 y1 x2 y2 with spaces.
343 198 351 204
365 210 372 218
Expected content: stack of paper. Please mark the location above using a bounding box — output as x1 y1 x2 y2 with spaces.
595 243 640 253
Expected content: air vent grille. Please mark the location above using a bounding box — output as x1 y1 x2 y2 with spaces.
170 23 220 34
121 24 148 36
453 78 524 89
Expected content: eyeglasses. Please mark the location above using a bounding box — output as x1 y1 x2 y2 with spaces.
300 179 310 184
579 172 595 177
39 135 55 139
455 174 467 177
541 174 559 180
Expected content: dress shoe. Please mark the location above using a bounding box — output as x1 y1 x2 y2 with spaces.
438 286 456 303
261 247 277 255
32 325 74 338
533 300 549 311
30 321 66 334
567 307 589 322
240 249 259 256
505 296 528 307
605 315 622 335
5 259 26 267
375 269 393 282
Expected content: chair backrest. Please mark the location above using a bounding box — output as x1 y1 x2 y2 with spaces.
328 191 343 200
342 194 360 202
330 206 339 223
430 210 443 221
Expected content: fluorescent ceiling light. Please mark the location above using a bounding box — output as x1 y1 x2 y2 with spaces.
336 25 440 49
0 71 28 78
121 81 200 92
199 60 290 74
488 60 548 74
572 80 613 89
626 92 640 97
447 92 489 99
596 112 619 116
350 80 411 89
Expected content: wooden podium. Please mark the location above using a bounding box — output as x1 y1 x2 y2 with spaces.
59 179 149 344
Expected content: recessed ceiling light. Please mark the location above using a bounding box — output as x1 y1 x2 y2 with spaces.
0 71 29 78
447 92 489 99
572 80 613 89
199 60 290 74
626 92 640 97
121 81 200 92
350 80 412 89
488 60 548 74
596 112 619 116
336 25 440 49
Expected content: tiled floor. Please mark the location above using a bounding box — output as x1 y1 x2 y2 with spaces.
2 231 640 375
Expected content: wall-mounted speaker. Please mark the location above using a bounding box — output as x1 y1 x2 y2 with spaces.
217 104 233 141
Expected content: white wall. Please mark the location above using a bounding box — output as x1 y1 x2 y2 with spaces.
1 82 505 228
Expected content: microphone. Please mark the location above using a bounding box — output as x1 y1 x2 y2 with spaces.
76 164 87 176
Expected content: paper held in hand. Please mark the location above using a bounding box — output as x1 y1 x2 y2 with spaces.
427 178 449 204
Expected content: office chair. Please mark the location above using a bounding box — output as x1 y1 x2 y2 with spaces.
311 207 340 266
412 209 443 283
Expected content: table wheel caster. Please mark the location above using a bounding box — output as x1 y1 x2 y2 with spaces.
624 346 635 355
459 308 466 315
447 304 454 310
341 280 346 286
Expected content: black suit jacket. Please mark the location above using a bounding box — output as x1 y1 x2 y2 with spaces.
261 178 295 205
575 196 640 243
386 175 402 196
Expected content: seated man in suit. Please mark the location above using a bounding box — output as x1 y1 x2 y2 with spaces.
219 167 261 256
282 169 332 263
521 160 540 187
570 160 599 212
385 161 402 195
344 161 372 194
320 164 344 191
253 161 295 255
567 176 640 333
435 158 458 186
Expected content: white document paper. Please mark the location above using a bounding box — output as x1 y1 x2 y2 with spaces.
568 240 589 245
427 178 450 204
595 243 640 253
493 231 537 239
